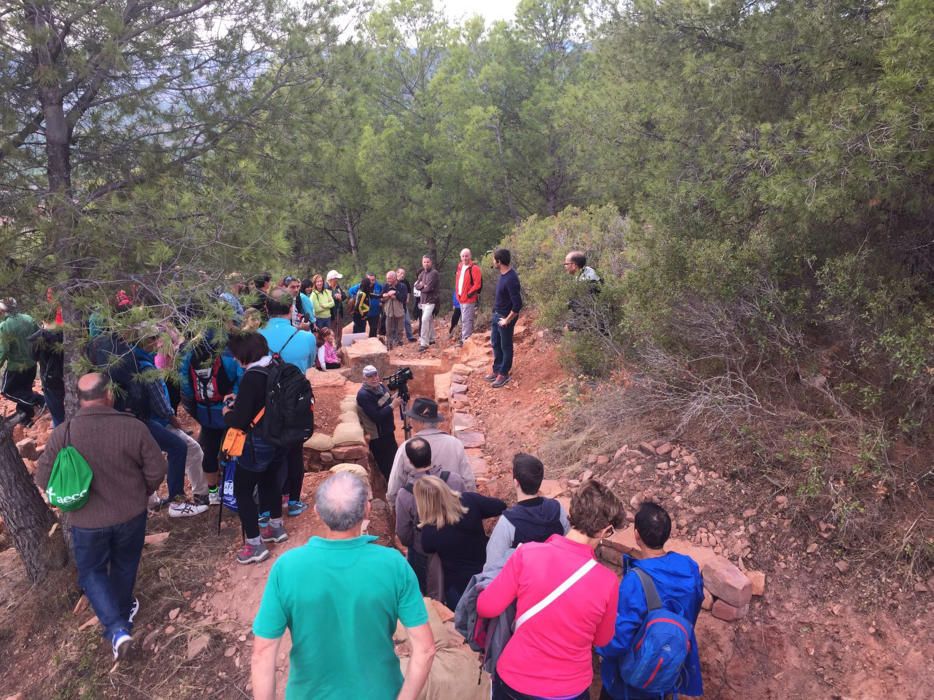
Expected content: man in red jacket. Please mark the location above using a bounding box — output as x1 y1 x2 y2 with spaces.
454 248 482 345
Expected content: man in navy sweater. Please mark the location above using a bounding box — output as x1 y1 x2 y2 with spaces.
485 248 523 388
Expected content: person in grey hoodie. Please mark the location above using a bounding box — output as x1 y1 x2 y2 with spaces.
485 453 569 568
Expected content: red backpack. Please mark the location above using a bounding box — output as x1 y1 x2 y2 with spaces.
190 354 234 405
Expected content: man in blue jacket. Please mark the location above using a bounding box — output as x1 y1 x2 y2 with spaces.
179 331 242 505
260 288 317 517
597 502 704 699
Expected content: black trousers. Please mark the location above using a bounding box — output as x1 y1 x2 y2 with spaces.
235 462 283 540
282 443 304 502
369 434 397 481
2 366 43 420
198 425 226 474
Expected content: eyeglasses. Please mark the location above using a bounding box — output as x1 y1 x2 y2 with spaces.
604 524 616 539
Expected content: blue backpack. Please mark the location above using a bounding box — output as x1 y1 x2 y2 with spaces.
619 568 693 698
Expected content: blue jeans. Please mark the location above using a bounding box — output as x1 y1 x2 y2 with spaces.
43 385 66 427
315 318 331 330
146 420 186 499
491 312 515 377
71 511 147 640
403 308 415 340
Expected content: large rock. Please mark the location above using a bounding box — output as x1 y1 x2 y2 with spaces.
342 337 390 381
466 454 489 478
702 558 752 608
434 372 452 401
456 431 485 449
332 422 366 446
451 363 474 376
601 525 640 555
665 538 719 570
306 368 347 388
452 412 477 432
391 356 443 370
332 444 370 461
539 479 567 499
340 396 359 412
341 331 369 348
711 599 749 622
450 382 468 395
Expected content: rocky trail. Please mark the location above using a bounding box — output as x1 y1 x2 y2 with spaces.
0 320 931 698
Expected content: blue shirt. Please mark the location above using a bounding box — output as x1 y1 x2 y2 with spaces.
493 268 522 316
260 318 317 373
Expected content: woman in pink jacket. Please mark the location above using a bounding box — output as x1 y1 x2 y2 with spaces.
477 480 624 700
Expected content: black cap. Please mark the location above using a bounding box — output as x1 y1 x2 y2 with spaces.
405 397 443 424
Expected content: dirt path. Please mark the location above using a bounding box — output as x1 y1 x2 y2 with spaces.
1 324 932 698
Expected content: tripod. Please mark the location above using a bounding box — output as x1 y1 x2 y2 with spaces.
397 390 412 440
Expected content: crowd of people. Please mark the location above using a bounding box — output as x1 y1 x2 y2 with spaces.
0 246 705 699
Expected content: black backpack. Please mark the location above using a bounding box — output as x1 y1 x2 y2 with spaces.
403 470 451 494
256 332 314 446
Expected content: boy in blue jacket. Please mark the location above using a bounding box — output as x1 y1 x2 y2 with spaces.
597 502 704 699
179 331 242 504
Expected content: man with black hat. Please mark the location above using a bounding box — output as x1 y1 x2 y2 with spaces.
356 365 400 481
385 397 476 506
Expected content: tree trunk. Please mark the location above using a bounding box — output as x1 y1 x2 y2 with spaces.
0 420 69 583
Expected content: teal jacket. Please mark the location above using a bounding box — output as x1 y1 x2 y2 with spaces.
0 313 39 371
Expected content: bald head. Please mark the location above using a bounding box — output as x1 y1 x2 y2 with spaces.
315 472 368 532
460 248 472 264
77 373 113 406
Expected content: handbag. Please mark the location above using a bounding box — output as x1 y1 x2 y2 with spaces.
220 407 265 459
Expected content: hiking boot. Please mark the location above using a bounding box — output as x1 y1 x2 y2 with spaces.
236 541 270 565
287 500 308 517
112 629 134 661
207 489 221 506
168 498 209 518
483 373 498 382
128 598 140 627
260 522 289 544
491 374 511 389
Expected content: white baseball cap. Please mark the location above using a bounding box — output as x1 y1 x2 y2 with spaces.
362 365 379 377
326 270 343 281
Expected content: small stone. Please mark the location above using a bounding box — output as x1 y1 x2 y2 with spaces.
806 543 818 554
144 532 170 546
747 570 766 596
238 634 247 642
165 625 176 635
742 508 758 519
775 495 788 508
168 607 180 621
656 442 673 456
224 646 237 657
580 469 594 482
595 455 610 466
187 633 211 661
638 442 656 455
834 560 850 574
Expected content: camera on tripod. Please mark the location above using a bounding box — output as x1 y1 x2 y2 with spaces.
385 366 413 400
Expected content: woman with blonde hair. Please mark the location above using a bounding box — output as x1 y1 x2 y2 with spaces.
415 475 506 610
309 274 335 330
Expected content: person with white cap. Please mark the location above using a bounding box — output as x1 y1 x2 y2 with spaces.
325 270 346 346
356 364 400 481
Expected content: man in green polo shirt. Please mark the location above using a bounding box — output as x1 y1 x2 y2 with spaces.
251 471 436 700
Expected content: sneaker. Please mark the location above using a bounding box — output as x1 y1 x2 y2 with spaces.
236 541 270 565
491 374 511 388
128 598 140 627
193 493 210 507
258 511 270 528
112 629 133 661
418 345 428 353
148 493 168 511
207 489 221 506
483 373 498 382
168 499 209 518
260 522 288 544
287 500 308 517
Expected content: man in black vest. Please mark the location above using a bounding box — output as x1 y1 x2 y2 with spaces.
484 453 569 567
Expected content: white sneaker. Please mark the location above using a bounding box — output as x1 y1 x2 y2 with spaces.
168 500 209 518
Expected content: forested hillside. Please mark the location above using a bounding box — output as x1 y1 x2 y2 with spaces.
1 0 931 576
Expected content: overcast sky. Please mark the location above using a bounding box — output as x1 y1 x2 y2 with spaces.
441 0 520 24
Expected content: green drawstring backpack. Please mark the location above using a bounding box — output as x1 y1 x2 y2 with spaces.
45 422 93 511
